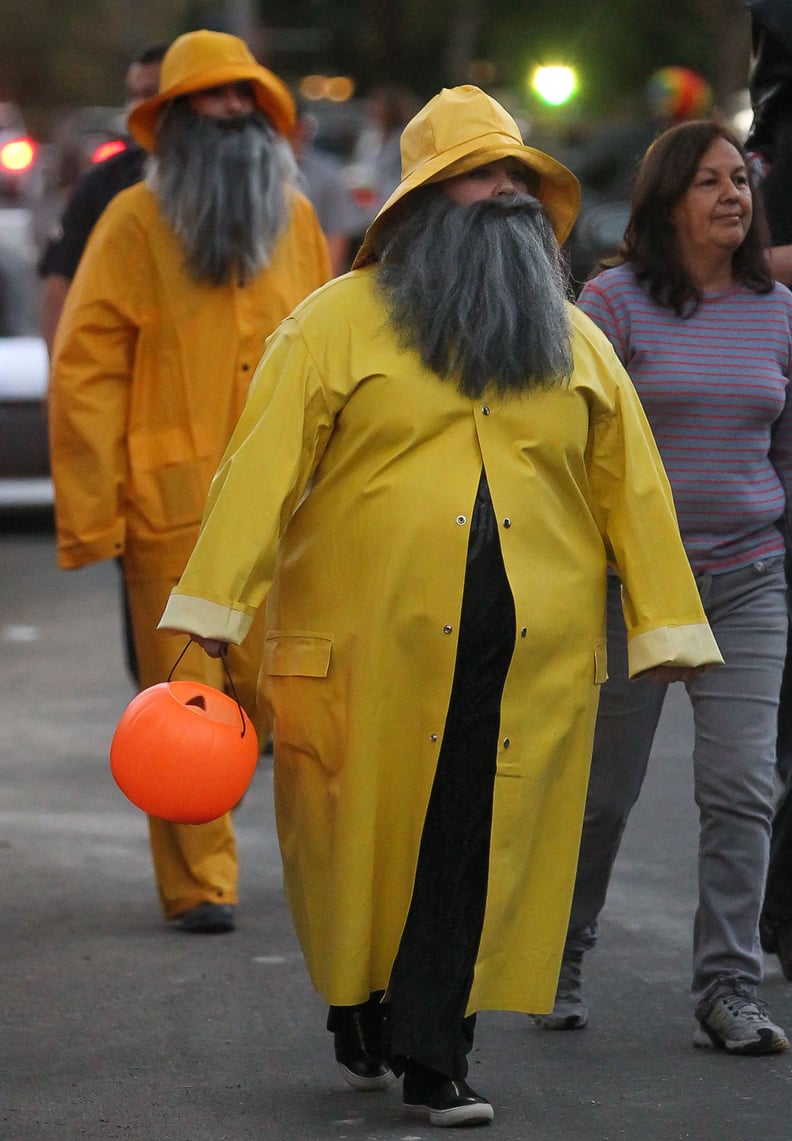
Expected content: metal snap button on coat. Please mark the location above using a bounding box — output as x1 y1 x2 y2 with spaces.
443 625 453 634
503 737 511 748
456 515 467 525
481 405 490 415
520 627 527 637
503 518 511 528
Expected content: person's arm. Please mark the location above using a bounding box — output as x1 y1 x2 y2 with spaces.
769 296 792 548
38 173 107 345
595 378 722 675
40 274 71 355
572 308 722 675
159 316 337 642
48 204 141 569
39 182 108 354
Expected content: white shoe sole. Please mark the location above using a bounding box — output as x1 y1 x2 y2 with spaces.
405 1100 495 1126
532 1010 588 1030
337 1060 395 1090
693 1024 789 1055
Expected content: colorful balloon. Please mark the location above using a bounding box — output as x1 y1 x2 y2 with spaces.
646 67 713 123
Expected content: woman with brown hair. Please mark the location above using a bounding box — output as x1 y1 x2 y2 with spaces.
541 120 792 1055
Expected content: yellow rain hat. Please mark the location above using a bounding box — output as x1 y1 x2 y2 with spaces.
128 29 296 152
353 85 580 268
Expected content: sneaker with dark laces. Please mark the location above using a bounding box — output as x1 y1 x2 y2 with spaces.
531 951 588 1030
694 987 789 1055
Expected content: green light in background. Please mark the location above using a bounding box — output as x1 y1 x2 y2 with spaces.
531 65 577 106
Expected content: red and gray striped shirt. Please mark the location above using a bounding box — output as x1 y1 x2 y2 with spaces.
578 263 792 574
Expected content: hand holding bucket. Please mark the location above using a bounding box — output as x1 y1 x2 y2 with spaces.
110 644 259 824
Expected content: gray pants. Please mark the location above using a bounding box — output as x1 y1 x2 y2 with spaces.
566 558 787 1013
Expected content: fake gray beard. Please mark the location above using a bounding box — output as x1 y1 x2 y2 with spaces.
148 102 298 285
375 191 573 397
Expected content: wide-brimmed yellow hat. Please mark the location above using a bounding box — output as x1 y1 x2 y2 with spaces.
353 85 580 268
128 29 296 152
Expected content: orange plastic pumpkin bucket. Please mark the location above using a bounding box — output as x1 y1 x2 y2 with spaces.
110 680 259 823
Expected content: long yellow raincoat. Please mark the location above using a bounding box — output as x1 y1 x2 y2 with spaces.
48 180 331 917
161 270 722 1013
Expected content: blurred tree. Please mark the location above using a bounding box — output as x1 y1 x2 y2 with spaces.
415 0 751 114
0 0 184 131
252 0 751 113
0 0 753 133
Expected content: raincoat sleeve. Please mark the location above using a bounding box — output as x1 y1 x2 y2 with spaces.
575 313 723 676
159 316 337 643
47 200 144 568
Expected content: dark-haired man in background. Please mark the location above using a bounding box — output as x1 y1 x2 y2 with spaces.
39 43 169 353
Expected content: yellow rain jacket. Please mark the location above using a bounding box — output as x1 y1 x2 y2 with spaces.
160 271 722 1015
48 181 331 576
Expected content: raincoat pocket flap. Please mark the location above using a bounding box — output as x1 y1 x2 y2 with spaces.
594 639 608 685
264 633 332 677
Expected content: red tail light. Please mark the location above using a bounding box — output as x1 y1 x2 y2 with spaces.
92 138 127 164
0 137 36 173
351 186 378 209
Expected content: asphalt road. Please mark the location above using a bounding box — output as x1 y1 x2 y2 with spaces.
3 521 792 1140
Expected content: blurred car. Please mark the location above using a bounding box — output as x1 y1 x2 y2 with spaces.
50 105 129 191
0 335 50 510
0 206 51 512
0 101 39 203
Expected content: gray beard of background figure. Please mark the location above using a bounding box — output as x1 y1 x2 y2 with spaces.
148 101 299 286
375 191 574 398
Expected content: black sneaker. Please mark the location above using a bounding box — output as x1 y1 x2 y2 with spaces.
334 1017 394 1091
403 1071 494 1127
335 1047 394 1091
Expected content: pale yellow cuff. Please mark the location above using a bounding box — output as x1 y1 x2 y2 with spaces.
158 592 254 645
627 623 723 678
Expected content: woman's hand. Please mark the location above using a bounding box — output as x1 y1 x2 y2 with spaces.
190 634 229 659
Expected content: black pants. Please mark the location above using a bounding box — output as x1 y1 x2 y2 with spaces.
763 777 792 927
116 556 139 686
329 470 515 1078
776 618 792 781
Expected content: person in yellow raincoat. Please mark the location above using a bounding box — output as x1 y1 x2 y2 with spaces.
159 85 722 1126
47 31 331 935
